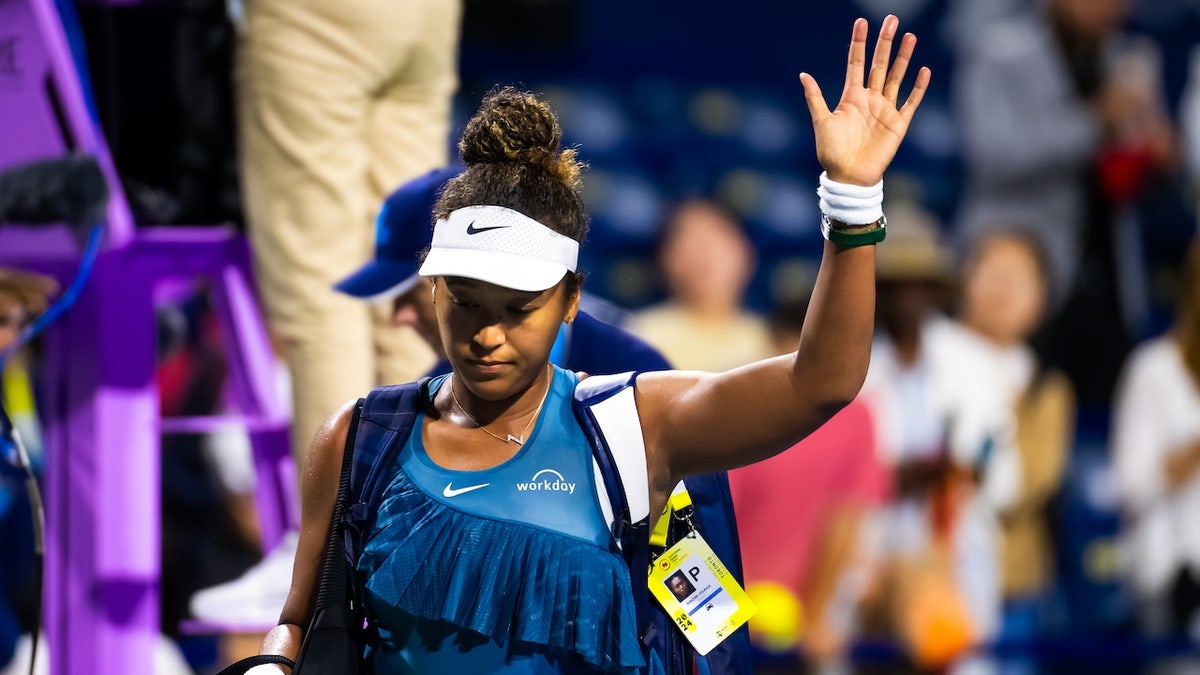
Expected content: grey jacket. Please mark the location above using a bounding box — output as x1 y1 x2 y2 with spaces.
953 15 1100 297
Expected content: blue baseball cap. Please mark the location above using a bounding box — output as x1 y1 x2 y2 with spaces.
334 165 462 301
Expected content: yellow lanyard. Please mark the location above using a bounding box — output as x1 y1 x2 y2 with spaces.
649 485 694 549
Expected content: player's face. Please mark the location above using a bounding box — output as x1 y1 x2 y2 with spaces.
670 577 689 596
435 276 578 401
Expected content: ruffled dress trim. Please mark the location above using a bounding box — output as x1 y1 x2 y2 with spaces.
358 465 645 673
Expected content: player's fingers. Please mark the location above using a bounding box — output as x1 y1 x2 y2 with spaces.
867 15 898 92
800 73 831 125
844 18 868 91
898 66 932 122
883 33 916 102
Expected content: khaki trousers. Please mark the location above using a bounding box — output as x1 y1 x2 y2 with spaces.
237 0 458 460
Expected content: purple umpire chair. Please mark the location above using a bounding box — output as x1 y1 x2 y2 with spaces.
0 0 296 671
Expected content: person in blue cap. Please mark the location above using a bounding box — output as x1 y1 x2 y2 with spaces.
334 166 672 377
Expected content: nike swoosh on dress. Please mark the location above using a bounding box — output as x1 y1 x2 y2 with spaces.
442 482 490 497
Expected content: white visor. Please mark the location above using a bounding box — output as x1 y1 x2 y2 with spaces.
418 205 580 292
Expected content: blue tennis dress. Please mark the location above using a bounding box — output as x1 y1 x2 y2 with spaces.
357 366 645 674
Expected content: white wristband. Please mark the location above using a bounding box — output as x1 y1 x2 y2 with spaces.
816 171 884 224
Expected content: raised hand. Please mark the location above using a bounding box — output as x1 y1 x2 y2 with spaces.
800 15 931 187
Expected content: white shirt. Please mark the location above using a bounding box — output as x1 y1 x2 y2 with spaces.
864 317 1020 511
1113 336 1200 597
981 340 1036 410
861 316 1021 638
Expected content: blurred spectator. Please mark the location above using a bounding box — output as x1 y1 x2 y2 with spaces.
956 230 1075 662
0 269 55 672
0 270 56 339
627 199 773 371
193 0 462 625
0 270 57 464
954 0 1176 406
237 0 458 458
942 0 1031 55
1113 239 1200 637
857 205 1020 671
158 292 269 633
729 297 889 672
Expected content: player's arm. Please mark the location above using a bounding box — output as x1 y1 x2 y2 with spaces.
637 16 929 486
254 401 357 671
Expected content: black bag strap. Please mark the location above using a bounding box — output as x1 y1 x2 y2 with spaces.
290 399 366 673
213 654 296 675
215 401 365 675
312 399 363 625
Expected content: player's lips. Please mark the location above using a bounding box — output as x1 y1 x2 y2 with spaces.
467 359 511 373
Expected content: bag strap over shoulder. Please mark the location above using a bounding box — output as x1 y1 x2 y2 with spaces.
336 378 429 657
312 398 362 626
573 372 684 670
573 372 650 529
289 399 366 674
348 377 430 519
574 372 754 675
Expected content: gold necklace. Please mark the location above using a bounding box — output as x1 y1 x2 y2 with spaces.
450 366 551 445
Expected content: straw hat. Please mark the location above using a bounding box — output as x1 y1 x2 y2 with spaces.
0 268 59 315
875 203 956 284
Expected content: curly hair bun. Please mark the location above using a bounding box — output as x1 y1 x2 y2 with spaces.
459 87 581 188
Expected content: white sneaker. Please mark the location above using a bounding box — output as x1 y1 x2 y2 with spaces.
188 531 299 628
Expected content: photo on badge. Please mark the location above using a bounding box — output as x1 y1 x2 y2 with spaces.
665 570 697 601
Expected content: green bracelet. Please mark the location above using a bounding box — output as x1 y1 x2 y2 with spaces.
822 214 887 248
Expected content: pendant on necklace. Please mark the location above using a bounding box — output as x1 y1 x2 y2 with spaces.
507 434 525 445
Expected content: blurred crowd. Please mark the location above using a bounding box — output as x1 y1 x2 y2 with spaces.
2 0 1200 672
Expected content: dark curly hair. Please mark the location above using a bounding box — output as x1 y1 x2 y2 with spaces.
434 87 589 244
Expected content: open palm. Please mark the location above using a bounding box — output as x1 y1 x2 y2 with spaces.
800 16 931 187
